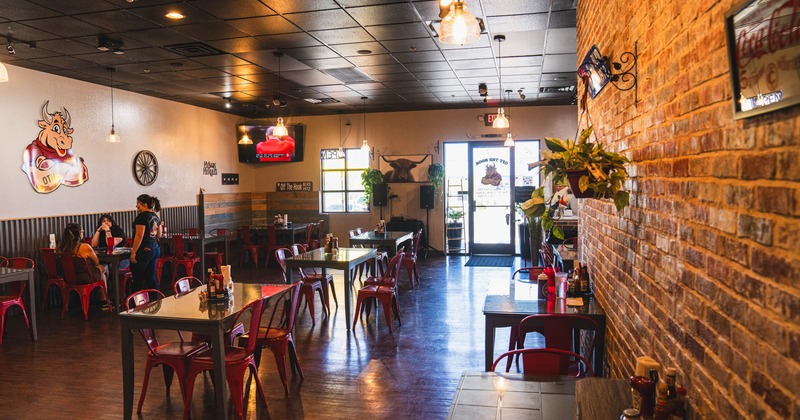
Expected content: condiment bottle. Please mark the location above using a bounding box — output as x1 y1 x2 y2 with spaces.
579 261 589 295
665 367 677 401
544 266 556 298
630 376 655 417
670 387 687 419
620 408 641 420
207 268 218 299
653 380 670 420
537 273 548 299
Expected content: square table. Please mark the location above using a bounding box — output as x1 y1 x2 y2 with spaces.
249 223 310 246
447 371 577 420
348 230 413 257
284 247 377 330
0 267 37 341
97 248 131 312
161 233 230 274
483 278 606 376
119 283 292 420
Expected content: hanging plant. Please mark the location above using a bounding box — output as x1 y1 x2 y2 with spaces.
427 163 444 196
361 168 386 204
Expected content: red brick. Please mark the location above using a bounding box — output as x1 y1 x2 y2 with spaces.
741 153 777 180
765 287 800 323
737 214 774 246
754 186 796 214
776 150 800 181
732 274 766 305
751 371 793 418
750 246 796 286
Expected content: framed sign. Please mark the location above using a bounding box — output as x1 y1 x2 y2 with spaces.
725 0 800 119
276 181 312 192
578 45 611 99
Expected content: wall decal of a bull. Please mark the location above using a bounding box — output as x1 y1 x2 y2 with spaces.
21 101 89 193
379 154 431 183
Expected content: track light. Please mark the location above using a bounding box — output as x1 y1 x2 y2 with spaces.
518 89 526 100
6 42 15 55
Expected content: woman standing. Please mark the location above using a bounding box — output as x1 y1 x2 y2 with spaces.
130 194 162 292
57 223 108 284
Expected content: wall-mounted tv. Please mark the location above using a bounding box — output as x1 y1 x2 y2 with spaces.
237 124 305 163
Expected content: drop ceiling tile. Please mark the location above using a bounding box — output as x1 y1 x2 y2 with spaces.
552 0 578 12
502 56 544 67
128 4 218 26
458 67 499 78
283 69 342 86
227 15 299 36
550 10 576 28
419 73 460 84
482 0 550 15
36 39 98 56
207 37 271 54
75 10 161 32
282 45 339 61
392 50 444 63
369 72 417 82
238 73 278 84
499 31 545 56
346 53 398 67
503 66 540 76
542 53 575 73
329 42 388 57
21 16 105 38
404 61 451 72
256 32 322 49
381 37 438 53
237 49 309 71
72 52 137 66
313 84 353 93
360 63 407 75
302 57 353 70
190 0 275 20
438 34 492 50
172 22 250 41
30 55 94 69
183 68 232 78
285 9 358 32
365 22 430 40
189 54 250 67
1 22 61 41
12 61 59 72
384 79 425 88
443 47 493 61
311 27 374 45
219 64 272 76
259 0 340 14
347 3 421 26
450 59 495 70
486 13 549 32
125 27 196 46
0 1 60 20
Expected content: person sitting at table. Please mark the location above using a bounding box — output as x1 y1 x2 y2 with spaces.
130 194 162 293
90 213 126 249
57 223 108 285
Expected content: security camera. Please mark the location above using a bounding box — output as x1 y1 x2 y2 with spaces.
272 95 281 107
6 43 16 55
478 83 488 96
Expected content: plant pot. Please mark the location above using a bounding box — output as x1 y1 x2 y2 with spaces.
447 222 463 252
566 170 595 198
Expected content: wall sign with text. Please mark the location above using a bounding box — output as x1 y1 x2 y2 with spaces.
276 181 312 192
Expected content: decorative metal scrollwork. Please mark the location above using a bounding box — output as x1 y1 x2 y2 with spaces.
604 42 638 102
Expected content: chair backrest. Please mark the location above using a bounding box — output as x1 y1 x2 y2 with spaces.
304 224 314 245
173 276 203 294
171 234 189 259
57 253 97 285
518 314 599 360
0 256 7 267
40 248 61 280
491 348 594 377
511 266 546 280
126 289 166 352
274 248 293 282
290 243 306 255
259 283 301 340
376 251 405 287
266 225 278 245
409 229 423 257
209 228 227 236
230 296 268 354
241 226 254 246
356 227 365 235
314 220 325 240
8 257 34 269
183 228 200 236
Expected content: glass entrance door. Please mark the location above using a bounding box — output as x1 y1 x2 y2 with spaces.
469 143 514 254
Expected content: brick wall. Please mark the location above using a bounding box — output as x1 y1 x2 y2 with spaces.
576 0 800 418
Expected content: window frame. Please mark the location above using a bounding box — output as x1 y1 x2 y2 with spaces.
320 148 370 213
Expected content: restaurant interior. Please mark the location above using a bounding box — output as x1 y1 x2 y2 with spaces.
0 0 798 419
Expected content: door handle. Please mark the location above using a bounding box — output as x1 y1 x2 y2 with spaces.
505 213 510 225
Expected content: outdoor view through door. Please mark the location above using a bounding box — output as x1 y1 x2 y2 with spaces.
444 141 540 256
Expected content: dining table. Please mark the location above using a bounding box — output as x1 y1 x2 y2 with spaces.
119 282 292 420
284 247 377 330
96 247 131 312
482 277 606 376
0 266 37 341
249 223 310 245
161 232 230 274
348 230 413 257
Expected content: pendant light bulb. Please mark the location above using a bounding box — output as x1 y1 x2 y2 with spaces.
337 146 345 158
493 108 509 128
439 0 480 45
360 96 370 151
107 126 120 143
106 67 120 143
0 62 8 82
504 132 515 147
273 116 288 138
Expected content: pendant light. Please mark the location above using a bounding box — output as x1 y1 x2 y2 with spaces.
336 113 346 158
503 90 514 147
492 35 509 129
107 67 120 143
360 96 370 151
238 110 252 145
0 61 8 82
439 0 481 45
272 51 288 138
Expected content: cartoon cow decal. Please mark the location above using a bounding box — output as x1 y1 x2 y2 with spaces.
480 163 502 186
22 101 89 193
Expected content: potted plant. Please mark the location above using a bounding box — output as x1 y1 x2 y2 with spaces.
361 168 386 205
427 163 445 196
521 126 630 240
446 208 464 252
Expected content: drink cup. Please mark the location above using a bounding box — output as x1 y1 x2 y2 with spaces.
106 236 115 253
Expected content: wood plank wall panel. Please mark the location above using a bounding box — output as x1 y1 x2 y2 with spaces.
265 191 328 230
203 192 256 232
0 206 196 260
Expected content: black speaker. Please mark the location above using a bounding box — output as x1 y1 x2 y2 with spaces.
373 183 388 206
420 185 435 209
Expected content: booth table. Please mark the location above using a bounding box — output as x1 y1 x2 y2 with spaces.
284 247 376 330
0 267 37 341
119 283 291 420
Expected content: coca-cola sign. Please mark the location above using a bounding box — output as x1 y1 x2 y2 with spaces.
725 0 800 118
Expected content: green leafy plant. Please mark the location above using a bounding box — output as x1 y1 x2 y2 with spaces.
520 126 630 240
427 163 445 196
447 208 464 222
361 168 386 204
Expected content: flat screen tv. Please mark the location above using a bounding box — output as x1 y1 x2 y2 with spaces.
237 124 305 163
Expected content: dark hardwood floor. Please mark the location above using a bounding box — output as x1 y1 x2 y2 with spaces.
0 255 528 419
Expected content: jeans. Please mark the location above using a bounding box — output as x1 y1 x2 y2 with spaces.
131 243 160 294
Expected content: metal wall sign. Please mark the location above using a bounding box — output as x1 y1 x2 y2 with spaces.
276 181 312 192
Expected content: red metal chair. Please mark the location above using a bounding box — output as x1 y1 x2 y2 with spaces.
302 223 319 250
173 276 203 294
204 228 227 271
491 348 594 377
58 253 111 320
0 256 6 267
363 246 403 286
264 225 286 267
183 296 271 420
510 314 599 373
353 252 404 332
40 248 66 311
126 289 208 415
171 234 201 282
275 248 327 325
291 243 337 310
241 282 303 397
399 229 423 289
239 226 263 268
314 220 325 244
348 229 368 285
0 257 34 345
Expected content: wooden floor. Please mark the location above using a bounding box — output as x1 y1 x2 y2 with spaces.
0 255 529 419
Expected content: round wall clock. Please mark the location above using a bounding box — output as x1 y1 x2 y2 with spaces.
133 150 158 186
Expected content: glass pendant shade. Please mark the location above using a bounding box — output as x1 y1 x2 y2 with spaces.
238 132 252 145
106 69 120 143
0 63 8 82
337 146 345 158
360 138 370 151
107 126 120 143
439 1 480 45
492 108 509 129
504 132 515 147
273 117 288 138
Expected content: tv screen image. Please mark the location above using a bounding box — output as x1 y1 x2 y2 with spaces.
237 124 305 163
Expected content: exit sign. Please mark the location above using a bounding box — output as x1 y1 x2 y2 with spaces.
484 113 499 126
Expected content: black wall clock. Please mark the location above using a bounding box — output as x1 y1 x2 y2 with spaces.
133 150 158 186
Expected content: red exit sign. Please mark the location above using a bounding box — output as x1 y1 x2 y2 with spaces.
484 113 499 126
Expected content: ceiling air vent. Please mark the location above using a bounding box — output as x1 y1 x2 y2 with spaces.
320 67 374 84
304 98 340 104
539 86 576 93
163 42 226 57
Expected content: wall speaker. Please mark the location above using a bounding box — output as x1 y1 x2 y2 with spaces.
420 185 435 209
373 183 388 206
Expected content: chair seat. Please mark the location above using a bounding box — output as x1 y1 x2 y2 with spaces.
358 284 395 295
192 346 250 364
258 327 290 341
150 341 208 358
0 295 19 302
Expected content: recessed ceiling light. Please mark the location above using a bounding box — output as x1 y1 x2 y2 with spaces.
356 49 372 55
165 11 185 20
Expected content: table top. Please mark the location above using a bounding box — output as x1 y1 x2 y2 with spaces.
162 233 226 240
575 378 631 419
249 223 309 232
120 283 291 322
351 231 413 241
483 278 605 317
447 371 576 420
285 247 377 270
0 267 34 276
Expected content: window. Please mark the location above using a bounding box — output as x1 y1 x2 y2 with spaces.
320 148 370 213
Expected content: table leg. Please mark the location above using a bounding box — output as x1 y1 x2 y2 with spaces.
594 320 606 377
211 326 229 420
27 270 38 340
121 324 135 420
340 266 351 331
485 315 495 371
109 260 120 312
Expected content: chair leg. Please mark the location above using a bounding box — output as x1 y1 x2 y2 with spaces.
352 295 363 330
406 265 414 289
268 343 291 396
287 338 303 379
317 287 329 317
137 359 155 414
380 295 393 333
328 279 338 307
80 290 91 321
506 326 519 372
413 263 420 285
392 295 401 326
0 311 5 346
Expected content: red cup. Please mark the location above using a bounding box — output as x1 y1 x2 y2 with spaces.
106 236 115 253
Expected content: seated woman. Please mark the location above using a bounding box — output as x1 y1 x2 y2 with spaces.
90 213 126 249
58 223 108 285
